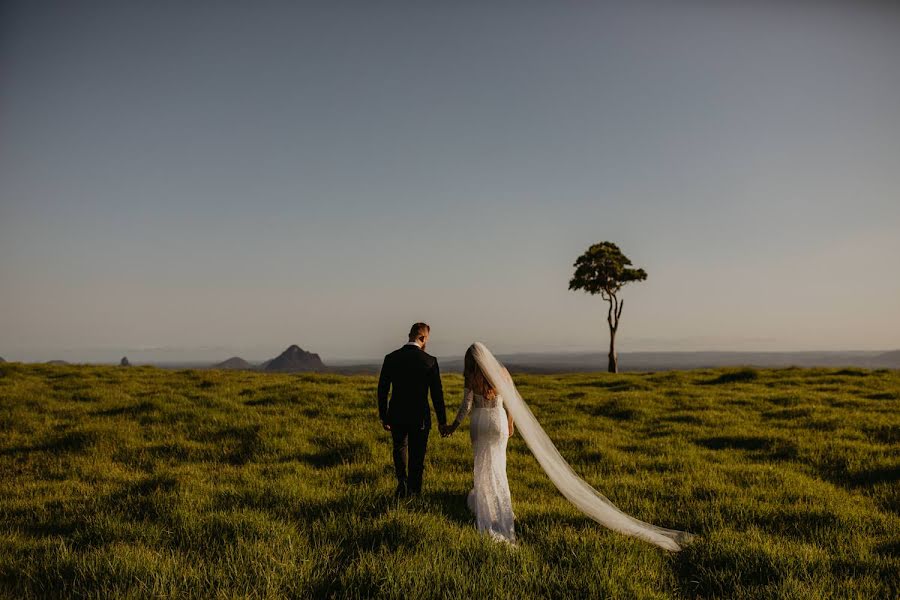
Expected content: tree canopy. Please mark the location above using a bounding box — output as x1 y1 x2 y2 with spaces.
568 241 647 298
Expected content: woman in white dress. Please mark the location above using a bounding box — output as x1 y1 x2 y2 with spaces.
445 342 694 551
445 344 517 543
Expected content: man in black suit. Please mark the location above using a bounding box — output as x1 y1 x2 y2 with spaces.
377 322 447 498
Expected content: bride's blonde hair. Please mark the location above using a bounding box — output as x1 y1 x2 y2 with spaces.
464 344 497 399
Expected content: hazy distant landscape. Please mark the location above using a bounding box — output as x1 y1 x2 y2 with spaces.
7 348 896 374
333 349 900 375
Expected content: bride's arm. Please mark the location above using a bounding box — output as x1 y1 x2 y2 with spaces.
449 388 474 433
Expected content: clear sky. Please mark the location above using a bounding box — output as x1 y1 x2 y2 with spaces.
1 1 899 363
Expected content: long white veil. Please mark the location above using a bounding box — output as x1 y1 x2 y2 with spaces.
470 342 694 551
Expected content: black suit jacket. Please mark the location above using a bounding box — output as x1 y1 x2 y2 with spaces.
377 345 446 428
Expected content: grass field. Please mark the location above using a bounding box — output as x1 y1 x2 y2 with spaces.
0 362 897 599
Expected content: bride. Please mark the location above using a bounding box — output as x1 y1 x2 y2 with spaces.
444 342 694 551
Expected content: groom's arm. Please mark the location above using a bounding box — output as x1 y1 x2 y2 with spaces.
377 356 391 428
429 358 447 426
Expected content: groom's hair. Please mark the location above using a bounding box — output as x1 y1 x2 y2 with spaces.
408 322 430 341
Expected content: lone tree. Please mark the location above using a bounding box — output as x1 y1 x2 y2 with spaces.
569 242 647 373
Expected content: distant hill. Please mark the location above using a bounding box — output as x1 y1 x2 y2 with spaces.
264 345 325 372
481 351 900 372
331 350 900 374
46 360 71 366
120 357 131 367
871 350 900 368
212 356 253 370
0 357 5 363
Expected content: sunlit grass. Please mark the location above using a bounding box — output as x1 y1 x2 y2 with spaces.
0 362 897 598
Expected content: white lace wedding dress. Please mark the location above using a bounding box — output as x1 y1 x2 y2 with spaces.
454 342 694 551
453 387 516 543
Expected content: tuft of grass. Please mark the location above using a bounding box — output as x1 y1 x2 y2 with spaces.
0 362 897 598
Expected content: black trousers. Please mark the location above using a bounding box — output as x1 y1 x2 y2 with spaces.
390 424 430 494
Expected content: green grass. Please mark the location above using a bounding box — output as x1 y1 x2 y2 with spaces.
0 362 897 599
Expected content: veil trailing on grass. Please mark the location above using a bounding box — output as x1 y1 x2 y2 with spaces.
470 342 694 551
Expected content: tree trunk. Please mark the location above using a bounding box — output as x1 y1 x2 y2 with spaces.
608 326 618 373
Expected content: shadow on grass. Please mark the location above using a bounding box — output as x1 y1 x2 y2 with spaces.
298 435 372 469
863 424 899 445
702 368 760 385
866 391 898 400
343 468 379 485
172 424 268 464
94 400 159 417
102 473 181 521
762 406 814 420
244 394 303 406
576 379 652 392
842 464 900 488
662 414 704 425
418 490 474 528
695 435 798 460
0 429 104 456
833 368 869 377
674 543 785 599
581 399 646 421
755 507 843 541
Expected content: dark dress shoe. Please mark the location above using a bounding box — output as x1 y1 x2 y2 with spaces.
394 482 408 498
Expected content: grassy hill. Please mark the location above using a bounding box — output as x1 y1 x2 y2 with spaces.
0 363 897 599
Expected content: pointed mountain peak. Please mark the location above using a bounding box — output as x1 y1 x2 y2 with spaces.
264 345 325 372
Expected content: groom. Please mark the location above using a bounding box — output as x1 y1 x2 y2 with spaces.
377 322 448 498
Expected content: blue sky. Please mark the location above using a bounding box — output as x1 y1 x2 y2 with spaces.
1 1 899 362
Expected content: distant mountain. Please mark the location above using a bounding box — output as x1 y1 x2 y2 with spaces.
212 356 253 370
872 350 900 368
331 350 900 374
120 356 131 367
264 345 325 372
46 360 70 366
0 357 5 363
